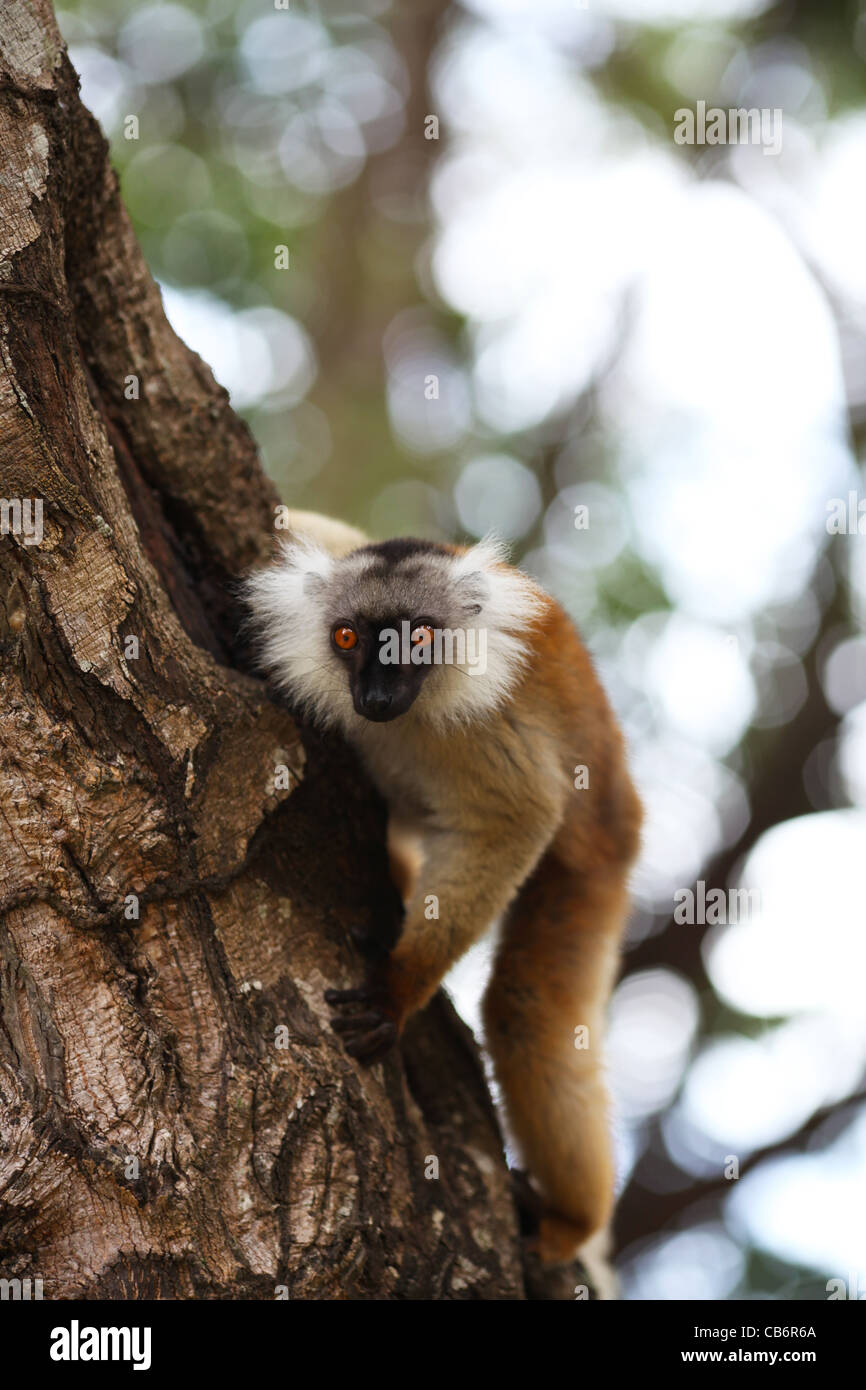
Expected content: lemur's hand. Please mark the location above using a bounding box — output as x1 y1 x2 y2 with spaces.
348 921 393 962
325 985 398 1062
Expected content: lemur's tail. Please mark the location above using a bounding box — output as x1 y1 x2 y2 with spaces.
279 508 369 557
482 852 629 1281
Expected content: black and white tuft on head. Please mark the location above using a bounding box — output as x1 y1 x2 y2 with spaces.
243 533 544 733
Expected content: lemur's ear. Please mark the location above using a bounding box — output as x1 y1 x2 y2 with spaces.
451 535 544 638
278 536 333 596
455 578 484 617
243 536 333 630
452 537 509 616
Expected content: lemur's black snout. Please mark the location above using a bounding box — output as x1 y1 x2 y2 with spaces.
359 690 393 721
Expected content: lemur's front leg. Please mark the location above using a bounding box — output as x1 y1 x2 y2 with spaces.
327 810 561 1063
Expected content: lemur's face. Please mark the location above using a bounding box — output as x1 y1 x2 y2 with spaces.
246 534 544 733
322 540 469 723
330 611 435 722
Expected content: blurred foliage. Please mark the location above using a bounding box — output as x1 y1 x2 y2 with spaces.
59 0 458 531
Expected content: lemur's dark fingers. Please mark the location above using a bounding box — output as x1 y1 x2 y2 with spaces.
342 1021 396 1060
330 1011 383 1033
349 924 391 961
324 987 372 1006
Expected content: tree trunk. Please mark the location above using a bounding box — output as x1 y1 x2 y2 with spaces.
0 0 554 1300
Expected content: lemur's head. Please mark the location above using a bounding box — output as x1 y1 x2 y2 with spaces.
244 534 544 732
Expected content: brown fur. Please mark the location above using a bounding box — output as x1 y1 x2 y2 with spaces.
252 520 642 1267
373 596 641 1263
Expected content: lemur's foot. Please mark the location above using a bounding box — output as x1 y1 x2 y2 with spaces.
325 986 397 1062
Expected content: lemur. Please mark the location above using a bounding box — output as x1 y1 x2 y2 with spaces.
245 509 642 1270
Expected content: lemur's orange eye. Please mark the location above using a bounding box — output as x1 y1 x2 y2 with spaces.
411 623 434 648
333 624 358 651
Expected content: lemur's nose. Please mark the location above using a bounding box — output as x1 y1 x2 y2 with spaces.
362 691 392 719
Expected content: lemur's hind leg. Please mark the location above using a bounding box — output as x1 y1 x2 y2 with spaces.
482 852 629 1266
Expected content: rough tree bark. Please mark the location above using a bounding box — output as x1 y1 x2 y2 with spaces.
0 1 572 1300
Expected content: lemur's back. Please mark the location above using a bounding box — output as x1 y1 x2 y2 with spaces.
510 594 642 873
